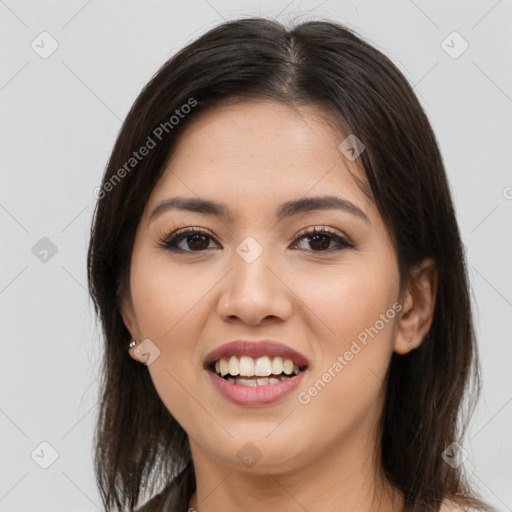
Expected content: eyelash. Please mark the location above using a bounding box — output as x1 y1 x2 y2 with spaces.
157 226 354 254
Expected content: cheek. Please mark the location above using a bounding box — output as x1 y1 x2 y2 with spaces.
129 252 214 429
129 248 216 339
129 247 209 373
294 253 399 410
293 254 399 347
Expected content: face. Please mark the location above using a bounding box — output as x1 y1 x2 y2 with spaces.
122 100 411 476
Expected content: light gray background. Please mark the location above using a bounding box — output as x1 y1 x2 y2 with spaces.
1 1 511 511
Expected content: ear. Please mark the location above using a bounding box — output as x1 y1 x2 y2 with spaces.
119 293 142 362
394 257 438 355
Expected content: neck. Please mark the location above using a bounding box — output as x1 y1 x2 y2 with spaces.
187 425 403 512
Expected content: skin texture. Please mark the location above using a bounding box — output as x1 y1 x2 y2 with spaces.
121 100 438 512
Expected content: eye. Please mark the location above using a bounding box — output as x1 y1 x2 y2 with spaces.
157 226 354 254
158 228 219 253
292 227 354 253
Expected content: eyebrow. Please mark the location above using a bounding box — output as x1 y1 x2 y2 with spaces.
149 195 370 224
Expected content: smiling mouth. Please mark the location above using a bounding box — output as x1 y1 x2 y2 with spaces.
208 355 308 386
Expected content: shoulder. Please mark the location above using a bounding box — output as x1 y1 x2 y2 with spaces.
439 498 478 512
135 462 195 512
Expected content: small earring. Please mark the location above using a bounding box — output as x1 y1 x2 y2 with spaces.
129 339 139 350
407 337 413 349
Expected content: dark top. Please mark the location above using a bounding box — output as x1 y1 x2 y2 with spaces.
136 461 196 512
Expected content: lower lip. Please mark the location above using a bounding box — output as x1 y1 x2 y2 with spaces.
206 369 306 406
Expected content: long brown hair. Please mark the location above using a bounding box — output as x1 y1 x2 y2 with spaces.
87 17 495 512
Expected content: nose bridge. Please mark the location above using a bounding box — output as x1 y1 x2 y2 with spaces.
217 234 292 324
234 235 274 287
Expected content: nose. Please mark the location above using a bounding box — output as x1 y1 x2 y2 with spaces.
216 243 293 326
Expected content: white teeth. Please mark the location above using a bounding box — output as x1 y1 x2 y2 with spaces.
213 355 304 380
271 356 284 375
228 355 239 376
283 359 293 375
254 355 272 376
219 358 229 377
231 374 293 386
239 356 255 377
236 377 257 386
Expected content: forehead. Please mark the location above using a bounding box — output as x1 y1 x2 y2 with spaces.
145 100 375 222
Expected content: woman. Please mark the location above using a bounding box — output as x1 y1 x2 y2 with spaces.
87 17 497 512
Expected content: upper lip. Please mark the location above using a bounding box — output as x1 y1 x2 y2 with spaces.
204 340 310 369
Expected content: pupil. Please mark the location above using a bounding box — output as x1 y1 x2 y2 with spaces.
310 234 329 251
189 234 208 250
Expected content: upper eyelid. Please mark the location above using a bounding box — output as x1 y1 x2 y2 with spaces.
160 226 352 250
164 225 346 240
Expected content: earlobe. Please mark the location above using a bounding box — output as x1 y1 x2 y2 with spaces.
128 339 141 362
394 257 438 355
